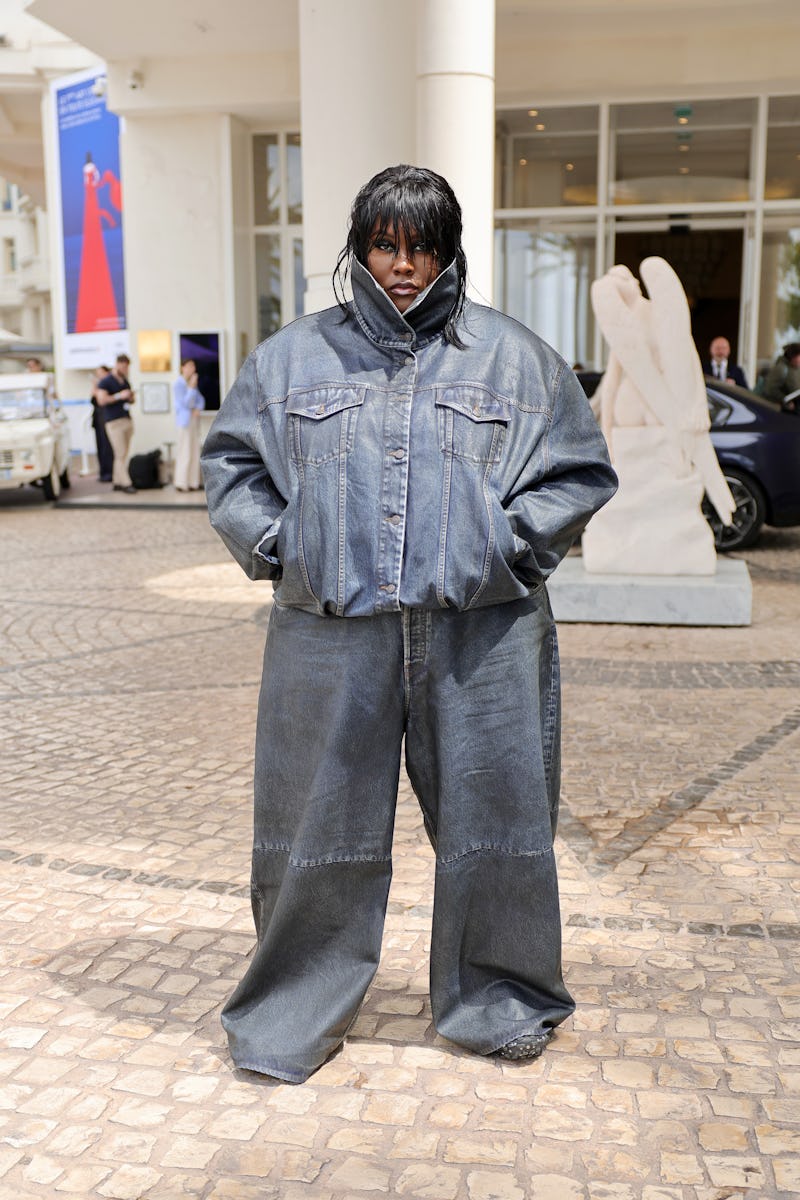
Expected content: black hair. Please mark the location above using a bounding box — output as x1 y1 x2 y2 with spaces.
333 164 468 347
783 342 800 361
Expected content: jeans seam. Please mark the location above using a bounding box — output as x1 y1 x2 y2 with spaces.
287 853 392 868
437 843 552 867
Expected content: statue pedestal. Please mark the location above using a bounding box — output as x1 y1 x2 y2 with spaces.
546 557 752 626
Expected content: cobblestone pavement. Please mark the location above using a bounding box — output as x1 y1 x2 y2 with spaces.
1 493 798 1200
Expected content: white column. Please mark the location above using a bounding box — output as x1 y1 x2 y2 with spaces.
416 0 496 304
299 0 415 315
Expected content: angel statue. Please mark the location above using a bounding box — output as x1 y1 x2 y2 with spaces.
583 257 735 575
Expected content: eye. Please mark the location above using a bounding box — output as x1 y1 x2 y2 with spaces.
373 239 396 254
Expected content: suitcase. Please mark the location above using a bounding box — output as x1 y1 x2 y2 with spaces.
128 449 163 489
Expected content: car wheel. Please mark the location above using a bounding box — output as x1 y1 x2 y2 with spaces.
42 460 62 502
703 468 766 551
59 466 71 489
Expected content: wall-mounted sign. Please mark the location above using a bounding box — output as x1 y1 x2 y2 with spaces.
138 330 172 373
51 67 129 370
140 382 171 414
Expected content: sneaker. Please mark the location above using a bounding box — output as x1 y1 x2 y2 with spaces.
113 484 138 494
496 1029 552 1061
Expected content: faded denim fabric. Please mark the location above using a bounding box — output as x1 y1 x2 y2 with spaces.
202 264 617 1082
201 259 617 617
221 594 574 1084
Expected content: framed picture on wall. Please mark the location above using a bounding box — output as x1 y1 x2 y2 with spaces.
178 332 222 412
140 381 170 414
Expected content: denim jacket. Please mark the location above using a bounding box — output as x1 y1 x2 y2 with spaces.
201 259 617 617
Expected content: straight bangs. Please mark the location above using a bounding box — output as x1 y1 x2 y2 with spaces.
333 164 468 347
354 188 455 268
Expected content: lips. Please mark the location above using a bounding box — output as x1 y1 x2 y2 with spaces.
390 284 418 295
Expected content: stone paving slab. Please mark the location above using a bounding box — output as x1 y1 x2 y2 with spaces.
0 504 798 1199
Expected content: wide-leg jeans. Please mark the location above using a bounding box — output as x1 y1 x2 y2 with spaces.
221 590 575 1082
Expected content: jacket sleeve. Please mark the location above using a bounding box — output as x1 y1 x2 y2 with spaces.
200 352 287 581
504 364 618 579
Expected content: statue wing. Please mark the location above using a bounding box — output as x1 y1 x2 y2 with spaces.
639 257 734 523
639 257 709 434
590 274 675 428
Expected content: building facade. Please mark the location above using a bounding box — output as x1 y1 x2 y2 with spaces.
1 0 798 453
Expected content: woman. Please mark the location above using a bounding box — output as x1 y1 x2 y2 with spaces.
173 357 205 490
202 165 617 1083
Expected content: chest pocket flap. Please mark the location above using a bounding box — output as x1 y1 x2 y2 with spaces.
435 387 512 463
286 385 366 464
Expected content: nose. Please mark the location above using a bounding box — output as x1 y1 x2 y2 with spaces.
393 249 414 275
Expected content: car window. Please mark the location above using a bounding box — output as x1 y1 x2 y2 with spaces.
0 387 48 421
706 391 733 427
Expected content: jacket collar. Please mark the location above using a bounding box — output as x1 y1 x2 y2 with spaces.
350 257 459 350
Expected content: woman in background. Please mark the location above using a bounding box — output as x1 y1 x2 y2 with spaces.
173 357 205 491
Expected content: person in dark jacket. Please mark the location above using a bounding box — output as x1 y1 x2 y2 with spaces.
704 336 748 388
201 165 617 1083
90 364 113 481
762 342 800 411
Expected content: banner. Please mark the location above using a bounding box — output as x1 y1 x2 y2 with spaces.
51 69 129 369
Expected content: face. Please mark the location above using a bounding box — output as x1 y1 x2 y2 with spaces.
710 337 730 361
181 360 196 380
365 221 440 313
26 359 41 372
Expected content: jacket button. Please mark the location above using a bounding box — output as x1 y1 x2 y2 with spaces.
406 356 415 365
379 583 396 593
472 405 481 415
315 405 325 415
386 514 401 525
390 449 404 460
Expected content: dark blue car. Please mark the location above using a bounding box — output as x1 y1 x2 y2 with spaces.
576 372 800 550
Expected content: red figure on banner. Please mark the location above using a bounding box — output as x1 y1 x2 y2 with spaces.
75 152 123 332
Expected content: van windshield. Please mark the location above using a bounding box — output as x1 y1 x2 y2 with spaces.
0 387 48 420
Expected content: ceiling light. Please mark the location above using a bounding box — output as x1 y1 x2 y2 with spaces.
679 144 689 152
565 162 575 172
679 167 690 174
519 158 528 166
535 123 546 131
678 116 689 125
527 109 539 117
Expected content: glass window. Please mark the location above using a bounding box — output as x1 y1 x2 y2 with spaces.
252 134 280 226
494 222 596 365
758 220 800 376
293 238 304 320
610 98 755 205
287 133 302 224
251 133 304 335
766 97 800 202
255 233 282 341
496 107 598 208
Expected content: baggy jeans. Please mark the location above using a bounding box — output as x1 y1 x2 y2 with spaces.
221 590 575 1082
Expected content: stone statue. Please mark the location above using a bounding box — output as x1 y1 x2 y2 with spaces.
583 257 735 575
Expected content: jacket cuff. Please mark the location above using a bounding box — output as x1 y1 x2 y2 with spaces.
254 517 282 566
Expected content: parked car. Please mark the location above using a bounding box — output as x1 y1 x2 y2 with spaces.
0 372 71 501
576 371 800 551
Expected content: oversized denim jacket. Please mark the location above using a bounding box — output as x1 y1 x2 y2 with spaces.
201 259 617 617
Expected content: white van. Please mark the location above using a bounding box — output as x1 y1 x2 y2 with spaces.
0 372 71 500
